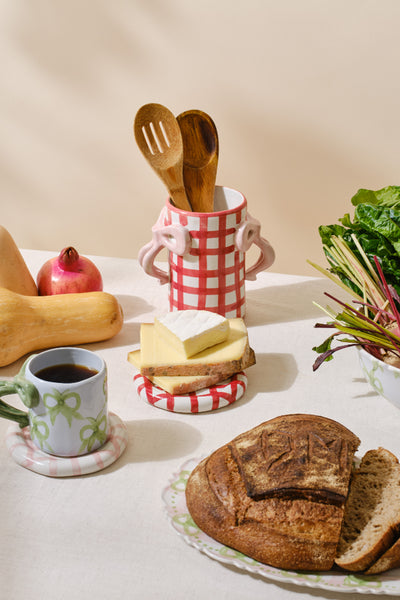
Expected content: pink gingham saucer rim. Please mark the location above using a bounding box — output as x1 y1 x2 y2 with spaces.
5 412 127 477
133 372 247 413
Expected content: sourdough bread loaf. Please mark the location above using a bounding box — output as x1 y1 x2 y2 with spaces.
335 448 400 573
186 414 360 571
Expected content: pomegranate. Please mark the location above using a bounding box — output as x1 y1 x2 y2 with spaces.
37 246 103 295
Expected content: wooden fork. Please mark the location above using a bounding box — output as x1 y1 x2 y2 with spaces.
134 103 192 211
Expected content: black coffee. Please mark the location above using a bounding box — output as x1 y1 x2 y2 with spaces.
35 363 99 383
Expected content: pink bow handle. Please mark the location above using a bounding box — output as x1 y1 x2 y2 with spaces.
138 239 169 284
235 213 275 281
138 217 191 285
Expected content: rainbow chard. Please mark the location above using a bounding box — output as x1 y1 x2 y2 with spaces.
312 255 400 371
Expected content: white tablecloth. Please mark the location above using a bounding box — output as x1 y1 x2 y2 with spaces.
1 250 399 600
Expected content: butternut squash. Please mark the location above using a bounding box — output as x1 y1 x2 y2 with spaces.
0 287 123 366
0 226 37 295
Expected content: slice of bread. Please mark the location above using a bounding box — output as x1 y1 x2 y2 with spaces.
127 349 236 394
335 448 400 572
366 538 400 574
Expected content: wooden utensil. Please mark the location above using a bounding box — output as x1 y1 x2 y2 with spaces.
177 109 219 212
134 103 192 211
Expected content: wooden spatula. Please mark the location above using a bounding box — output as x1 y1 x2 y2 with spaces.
177 110 219 212
134 103 192 211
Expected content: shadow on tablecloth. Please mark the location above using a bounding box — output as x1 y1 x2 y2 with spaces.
246 278 343 327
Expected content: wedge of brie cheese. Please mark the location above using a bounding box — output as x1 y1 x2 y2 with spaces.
127 349 231 394
140 317 255 377
154 310 229 358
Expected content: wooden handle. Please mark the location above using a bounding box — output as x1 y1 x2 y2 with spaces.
169 184 192 211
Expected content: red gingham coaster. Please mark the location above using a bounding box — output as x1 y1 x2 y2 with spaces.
133 372 247 413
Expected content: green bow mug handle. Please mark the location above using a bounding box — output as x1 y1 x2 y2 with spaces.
0 361 39 428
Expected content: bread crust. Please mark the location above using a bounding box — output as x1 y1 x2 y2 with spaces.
366 538 400 575
229 414 359 505
186 414 360 571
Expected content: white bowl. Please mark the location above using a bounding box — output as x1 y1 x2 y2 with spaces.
358 347 400 409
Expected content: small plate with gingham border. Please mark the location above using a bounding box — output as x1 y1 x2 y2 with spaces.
133 372 247 413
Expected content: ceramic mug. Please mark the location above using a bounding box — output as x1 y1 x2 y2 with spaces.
138 185 275 318
0 347 108 457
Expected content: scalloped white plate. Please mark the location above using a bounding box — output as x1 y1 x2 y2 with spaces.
162 457 400 595
6 412 128 477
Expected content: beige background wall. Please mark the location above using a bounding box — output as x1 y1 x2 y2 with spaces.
1 0 400 276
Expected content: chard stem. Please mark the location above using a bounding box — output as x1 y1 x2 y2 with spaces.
350 233 381 285
307 260 363 302
331 237 385 308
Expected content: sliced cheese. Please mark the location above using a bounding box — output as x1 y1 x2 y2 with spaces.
127 349 231 394
128 348 145 370
140 317 255 377
154 310 229 358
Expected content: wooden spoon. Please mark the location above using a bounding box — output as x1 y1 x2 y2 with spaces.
134 103 192 211
177 109 219 212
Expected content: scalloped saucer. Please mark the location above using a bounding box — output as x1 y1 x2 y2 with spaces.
5 412 128 477
162 457 400 596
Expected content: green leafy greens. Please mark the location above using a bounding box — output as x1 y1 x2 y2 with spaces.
319 186 400 296
310 186 400 370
